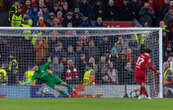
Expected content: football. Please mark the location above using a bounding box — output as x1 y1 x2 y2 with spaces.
41 87 49 95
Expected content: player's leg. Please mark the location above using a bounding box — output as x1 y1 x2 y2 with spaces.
46 80 70 98
61 81 78 96
139 83 148 96
138 82 150 99
54 85 71 98
53 75 78 96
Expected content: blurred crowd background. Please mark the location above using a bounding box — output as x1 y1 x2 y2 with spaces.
0 0 172 86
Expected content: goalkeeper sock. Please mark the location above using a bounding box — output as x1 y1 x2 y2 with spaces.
66 84 73 90
59 90 68 96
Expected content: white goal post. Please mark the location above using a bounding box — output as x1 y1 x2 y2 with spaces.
0 27 163 98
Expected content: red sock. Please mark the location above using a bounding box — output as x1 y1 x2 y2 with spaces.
142 86 148 97
139 86 143 95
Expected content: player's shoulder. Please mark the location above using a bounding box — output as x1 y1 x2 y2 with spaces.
139 53 146 58
141 53 149 58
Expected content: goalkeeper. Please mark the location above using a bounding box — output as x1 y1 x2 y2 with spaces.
20 58 78 98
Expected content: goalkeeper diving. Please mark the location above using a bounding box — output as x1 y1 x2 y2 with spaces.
20 58 78 98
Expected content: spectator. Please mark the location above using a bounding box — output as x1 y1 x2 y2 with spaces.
73 7 83 17
99 36 112 56
21 0 31 13
166 12 173 27
8 1 19 22
11 7 23 27
130 0 142 20
0 38 9 64
76 45 83 63
105 0 117 21
24 65 36 85
31 0 38 6
47 12 55 26
65 45 77 64
36 16 46 27
77 53 87 80
79 0 92 25
73 12 83 27
34 37 49 65
23 13 33 26
119 0 133 21
116 53 128 84
48 31 61 53
124 62 135 84
128 35 139 53
125 48 133 63
163 61 173 86
88 57 98 73
101 62 118 84
0 64 8 85
164 1 173 22
107 47 118 67
139 2 154 26
65 59 79 84
62 1 70 16
160 20 168 31
21 16 32 41
57 11 64 23
93 0 105 20
83 63 95 85
63 12 73 27
50 42 66 59
42 5 50 23
7 53 19 85
49 56 64 78
62 30 77 49
113 36 128 53
167 13 173 42
21 37 35 72
53 17 62 27
29 5 39 19
159 0 170 21
162 31 169 61
56 0 64 11
94 17 106 27
98 56 107 81
52 3 59 15
84 39 100 61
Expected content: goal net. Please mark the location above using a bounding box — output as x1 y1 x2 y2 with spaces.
0 27 162 98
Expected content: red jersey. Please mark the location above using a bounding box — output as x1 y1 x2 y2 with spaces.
134 53 157 73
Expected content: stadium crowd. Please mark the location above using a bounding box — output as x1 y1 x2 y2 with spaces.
0 0 173 86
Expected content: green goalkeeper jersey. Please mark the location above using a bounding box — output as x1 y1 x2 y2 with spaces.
24 61 53 85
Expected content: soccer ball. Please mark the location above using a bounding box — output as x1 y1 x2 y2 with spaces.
41 87 49 95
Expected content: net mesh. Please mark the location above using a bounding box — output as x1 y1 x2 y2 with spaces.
0 27 161 98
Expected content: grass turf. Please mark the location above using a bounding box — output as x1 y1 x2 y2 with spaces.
0 98 173 110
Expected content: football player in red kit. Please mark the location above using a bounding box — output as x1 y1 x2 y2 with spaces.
134 48 160 99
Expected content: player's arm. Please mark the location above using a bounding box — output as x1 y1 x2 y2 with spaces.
20 72 37 85
40 58 52 69
147 58 160 74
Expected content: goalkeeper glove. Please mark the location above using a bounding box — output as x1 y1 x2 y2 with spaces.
19 81 25 85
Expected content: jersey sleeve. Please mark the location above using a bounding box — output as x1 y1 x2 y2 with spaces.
146 57 158 73
24 72 37 85
40 61 52 70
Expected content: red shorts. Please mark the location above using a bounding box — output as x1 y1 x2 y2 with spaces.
134 69 146 84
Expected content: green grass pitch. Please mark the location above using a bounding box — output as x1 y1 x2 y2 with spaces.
0 98 173 110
